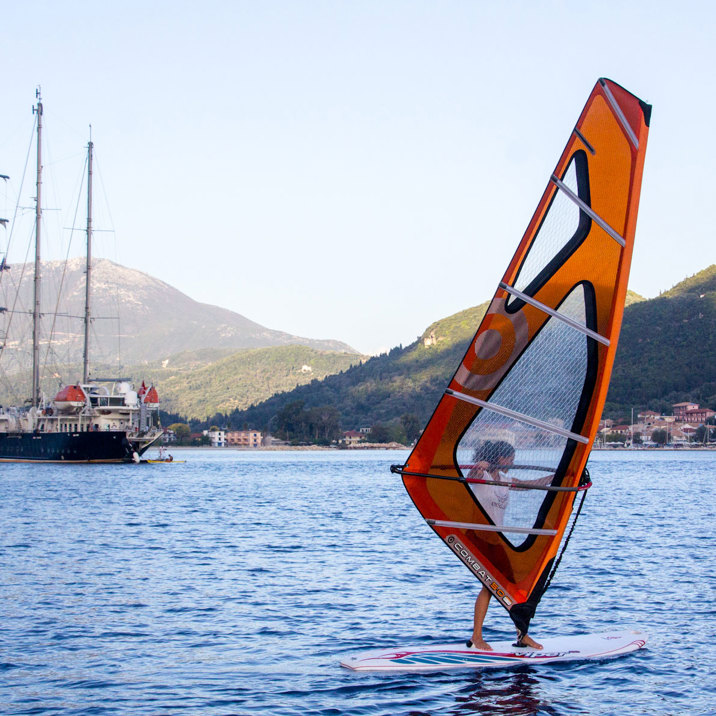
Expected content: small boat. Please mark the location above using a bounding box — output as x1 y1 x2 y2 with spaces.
144 447 184 463
0 90 163 463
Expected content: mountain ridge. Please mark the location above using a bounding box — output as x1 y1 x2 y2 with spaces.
133 344 365 420
0 258 357 369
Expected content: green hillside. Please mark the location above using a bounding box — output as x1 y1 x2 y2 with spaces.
604 265 716 416
133 345 364 420
661 265 716 298
225 268 715 431
223 302 489 430
0 344 363 422
625 289 646 306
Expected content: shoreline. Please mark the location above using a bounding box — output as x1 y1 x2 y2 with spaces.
155 443 410 452
592 446 716 451
159 444 715 452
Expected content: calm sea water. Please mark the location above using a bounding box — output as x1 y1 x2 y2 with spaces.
0 448 714 715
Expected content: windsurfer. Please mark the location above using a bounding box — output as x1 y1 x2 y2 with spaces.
467 440 547 651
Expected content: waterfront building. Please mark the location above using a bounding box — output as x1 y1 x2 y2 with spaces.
340 430 364 447
226 430 263 448
203 429 226 447
673 402 700 419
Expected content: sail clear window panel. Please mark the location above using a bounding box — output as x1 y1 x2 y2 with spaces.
456 409 569 548
491 294 589 429
456 286 590 546
563 156 579 193
512 160 582 294
555 284 587 325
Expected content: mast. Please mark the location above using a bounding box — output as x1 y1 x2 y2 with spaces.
83 132 93 383
31 89 43 409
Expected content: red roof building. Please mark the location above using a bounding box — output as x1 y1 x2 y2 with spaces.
673 402 699 418
683 408 716 424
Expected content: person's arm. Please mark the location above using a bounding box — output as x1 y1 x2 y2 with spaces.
510 473 553 489
467 460 490 479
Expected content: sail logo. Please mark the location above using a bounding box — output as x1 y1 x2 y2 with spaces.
454 297 529 393
445 535 513 607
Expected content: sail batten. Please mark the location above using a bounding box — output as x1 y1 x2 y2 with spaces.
445 388 590 444
400 78 651 635
572 128 595 155
498 282 610 346
427 520 558 536
599 79 640 149
550 175 626 247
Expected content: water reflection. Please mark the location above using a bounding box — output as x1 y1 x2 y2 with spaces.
449 669 558 715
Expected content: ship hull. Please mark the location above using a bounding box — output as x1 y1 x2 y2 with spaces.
0 431 155 463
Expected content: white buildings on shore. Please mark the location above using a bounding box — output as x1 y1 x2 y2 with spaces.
203 429 263 448
599 402 715 446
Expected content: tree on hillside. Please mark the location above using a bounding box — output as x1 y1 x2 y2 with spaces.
168 422 190 443
306 405 341 444
401 413 422 443
368 423 392 443
369 421 407 445
694 424 716 444
274 400 341 445
652 429 667 446
276 400 307 442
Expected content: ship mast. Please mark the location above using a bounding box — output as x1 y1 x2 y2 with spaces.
83 132 93 383
31 89 43 409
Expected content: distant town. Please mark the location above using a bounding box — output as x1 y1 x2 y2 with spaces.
598 402 716 447
161 425 405 450
161 401 716 450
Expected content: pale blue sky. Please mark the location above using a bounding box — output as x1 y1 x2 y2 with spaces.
0 1 714 354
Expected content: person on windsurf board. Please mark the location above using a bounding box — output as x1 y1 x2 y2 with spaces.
467 440 551 651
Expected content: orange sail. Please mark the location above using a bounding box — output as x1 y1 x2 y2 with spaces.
394 79 651 635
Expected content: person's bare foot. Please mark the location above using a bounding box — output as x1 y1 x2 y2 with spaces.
468 638 493 651
517 634 543 650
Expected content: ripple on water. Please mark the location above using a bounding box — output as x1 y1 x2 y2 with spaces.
0 449 715 715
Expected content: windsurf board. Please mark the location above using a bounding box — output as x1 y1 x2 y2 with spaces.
340 630 647 672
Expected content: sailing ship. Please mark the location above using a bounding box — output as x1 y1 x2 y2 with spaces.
0 90 163 462
391 79 651 640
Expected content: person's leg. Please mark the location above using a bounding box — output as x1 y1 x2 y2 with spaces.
469 586 492 650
